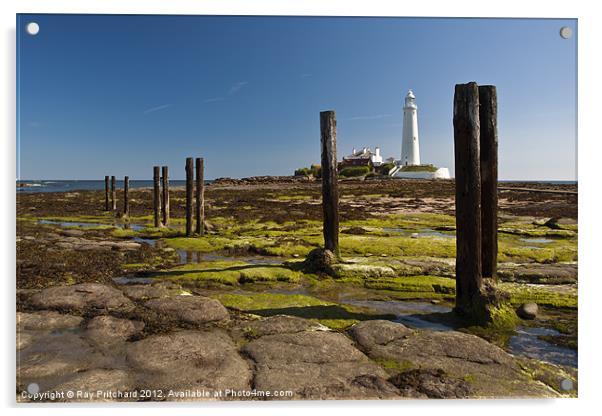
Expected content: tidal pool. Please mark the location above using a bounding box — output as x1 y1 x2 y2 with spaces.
383 227 455 239
520 237 554 244
507 326 577 368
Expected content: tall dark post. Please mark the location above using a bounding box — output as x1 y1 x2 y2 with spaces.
161 166 169 226
123 176 130 217
153 166 161 228
479 85 498 279
320 110 340 256
185 157 194 236
453 82 483 316
195 158 205 236
104 176 110 211
111 176 117 211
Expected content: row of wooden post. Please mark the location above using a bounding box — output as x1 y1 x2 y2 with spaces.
152 159 204 236
104 175 129 216
184 157 205 237
103 157 205 238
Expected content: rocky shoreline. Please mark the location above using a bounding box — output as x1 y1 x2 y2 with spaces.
17 282 574 402
16 179 578 401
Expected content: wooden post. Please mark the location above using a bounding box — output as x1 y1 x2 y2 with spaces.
453 82 483 316
123 176 130 217
161 166 169 226
153 166 161 228
195 158 205 236
185 157 194 236
111 176 117 211
104 176 110 211
479 85 498 279
320 110 340 256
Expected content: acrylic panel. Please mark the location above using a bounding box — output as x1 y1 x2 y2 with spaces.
16 14 577 402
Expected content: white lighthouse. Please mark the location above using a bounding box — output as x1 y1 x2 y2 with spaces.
401 89 421 166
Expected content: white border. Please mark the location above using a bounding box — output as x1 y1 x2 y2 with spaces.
3 1 600 415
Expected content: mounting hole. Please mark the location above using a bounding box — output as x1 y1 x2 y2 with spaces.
560 378 573 391
559 26 572 39
27 383 40 394
26 22 40 36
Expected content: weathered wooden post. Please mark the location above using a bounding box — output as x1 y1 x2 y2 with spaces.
320 110 340 256
111 176 117 211
104 176 110 211
123 176 130 217
161 166 169 226
153 166 161 228
195 157 205 236
479 85 498 279
453 82 483 316
185 157 194 236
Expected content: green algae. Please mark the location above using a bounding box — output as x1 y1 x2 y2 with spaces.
274 195 314 201
317 319 359 330
342 213 456 231
374 358 416 373
164 236 237 252
461 304 521 345
350 275 456 294
499 283 578 308
106 211 577 266
214 292 330 309
39 214 115 223
238 266 302 283
498 238 577 264
148 260 303 286
330 262 398 278
112 228 137 238
211 292 395 330
487 303 521 330
339 234 456 258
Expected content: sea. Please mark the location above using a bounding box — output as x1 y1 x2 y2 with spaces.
16 179 212 193
16 179 577 194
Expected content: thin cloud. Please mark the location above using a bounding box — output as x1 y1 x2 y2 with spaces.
143 104 173 114
301 73 312 79
203 97 225 103
347 114 392 121
228 81 248 95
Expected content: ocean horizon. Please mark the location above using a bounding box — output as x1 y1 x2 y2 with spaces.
16 179 214 193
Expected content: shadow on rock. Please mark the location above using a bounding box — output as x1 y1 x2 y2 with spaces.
247 304 396 322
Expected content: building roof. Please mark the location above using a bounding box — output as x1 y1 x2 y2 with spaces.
345 147 379 160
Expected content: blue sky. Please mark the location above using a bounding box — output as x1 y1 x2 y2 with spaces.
17 15 577 180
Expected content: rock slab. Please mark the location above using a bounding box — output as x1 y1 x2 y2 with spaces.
243 330 399 399
30 283 135 314
126 330 251 395
144 295 229 325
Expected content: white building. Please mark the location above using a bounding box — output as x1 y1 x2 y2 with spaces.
344 147 383 166
401 89 421 166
